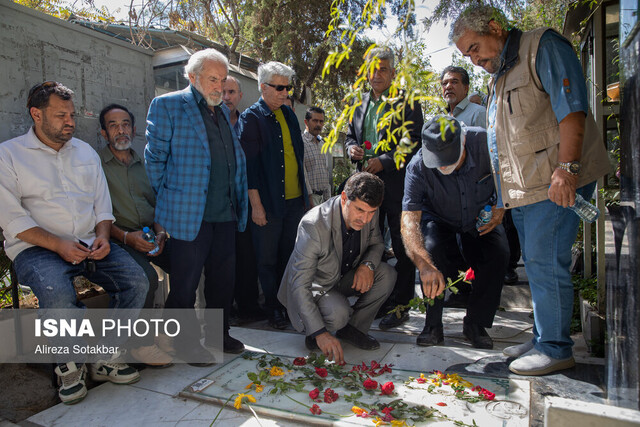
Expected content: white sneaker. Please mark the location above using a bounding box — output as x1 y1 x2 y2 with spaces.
55 362 87 405
503 340 534 358
91 354 140 384
131 344 173 367
509 348 575 376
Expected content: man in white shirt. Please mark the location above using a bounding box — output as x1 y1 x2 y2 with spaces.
0 81 148 405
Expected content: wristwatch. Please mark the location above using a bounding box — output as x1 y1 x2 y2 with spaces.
361 261 375 271
557 161 582 175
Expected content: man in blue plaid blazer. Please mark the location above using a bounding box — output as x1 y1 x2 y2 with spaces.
145 49 248 364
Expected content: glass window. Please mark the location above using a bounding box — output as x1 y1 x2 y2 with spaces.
605 3 621 88
620 0 640 46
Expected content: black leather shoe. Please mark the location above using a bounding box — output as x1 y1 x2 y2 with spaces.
379 309 410 330
504 268 519 285
336 324 379 350
178 342 216 367
417 324 444 346
305 336 320 351
223 334 245 354
462 320 493 349
374 304 395 319
268 309 288 330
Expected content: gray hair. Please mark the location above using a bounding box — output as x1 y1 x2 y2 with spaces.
366 47 395 69
226 75 243 92
450 5 509 43
184 48 229 79
257 61 295 92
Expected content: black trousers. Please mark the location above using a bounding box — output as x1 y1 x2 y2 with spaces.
503 210 522 269
167 221 236 345
234 226 261 314
422 221 509 328
378 201 417 307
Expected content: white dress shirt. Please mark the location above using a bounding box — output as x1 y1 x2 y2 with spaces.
0 127 114 260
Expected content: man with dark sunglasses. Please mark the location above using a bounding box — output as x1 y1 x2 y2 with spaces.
239 61 309 330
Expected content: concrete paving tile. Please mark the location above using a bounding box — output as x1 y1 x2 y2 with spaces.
131 363 221 396
27 383 200 427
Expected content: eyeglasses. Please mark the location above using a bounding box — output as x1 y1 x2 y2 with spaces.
264 82 293 92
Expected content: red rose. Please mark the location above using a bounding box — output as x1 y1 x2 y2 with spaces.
363 378 378 390
309 388 320 400
436 402 447 407
310 404 322 415
380 381 395 395
293 357 307 366
381 407 393 415
464 268 475 281
364 140 372 150
323 388 339 403
315 367 328 378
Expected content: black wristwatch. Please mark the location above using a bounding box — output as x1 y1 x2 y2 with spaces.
557 161 582 175
361 261 375 271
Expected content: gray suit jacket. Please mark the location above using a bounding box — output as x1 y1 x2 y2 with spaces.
278 195 384 335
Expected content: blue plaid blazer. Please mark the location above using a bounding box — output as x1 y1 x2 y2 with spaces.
144 86 248 241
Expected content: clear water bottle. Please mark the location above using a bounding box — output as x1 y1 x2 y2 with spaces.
568 193 600 223
476 205 493 230
141 227 160 255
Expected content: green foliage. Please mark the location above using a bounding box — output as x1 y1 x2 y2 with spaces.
570 274 598 334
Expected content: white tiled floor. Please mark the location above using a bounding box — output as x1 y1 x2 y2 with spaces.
26 302 601 427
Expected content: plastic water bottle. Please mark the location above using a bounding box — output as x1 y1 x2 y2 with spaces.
476 205 492 230
568 193 600 223
141 227 160 255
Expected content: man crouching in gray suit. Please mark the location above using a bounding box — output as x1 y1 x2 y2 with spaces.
278 172 396 364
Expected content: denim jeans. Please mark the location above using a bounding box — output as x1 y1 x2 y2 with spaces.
510 182 597 359
13 243 148 309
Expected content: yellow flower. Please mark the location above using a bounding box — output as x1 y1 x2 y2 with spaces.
390 420 408 427
233 393 257 410
245 382 264 393
445 374 473 388
372 417 388 426
352 406 366 415
269 366 284 376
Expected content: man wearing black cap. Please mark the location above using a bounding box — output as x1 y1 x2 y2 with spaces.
400 116 509 349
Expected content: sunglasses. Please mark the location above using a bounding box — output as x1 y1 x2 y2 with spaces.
264 82 293 92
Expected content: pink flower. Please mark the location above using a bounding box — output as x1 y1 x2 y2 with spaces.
363 140 372 150
310 404 322 415
416 377 426 384
363 378 378 390
315 367 328 378
309 388 319 400
293 357 307 366
464 268 475 281
380 381 395 395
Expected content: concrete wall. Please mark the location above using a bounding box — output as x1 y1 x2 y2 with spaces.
0 1 154 155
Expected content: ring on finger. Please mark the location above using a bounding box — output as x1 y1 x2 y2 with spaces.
72 260 77 265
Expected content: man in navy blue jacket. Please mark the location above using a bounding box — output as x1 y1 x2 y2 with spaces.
239 61 309 330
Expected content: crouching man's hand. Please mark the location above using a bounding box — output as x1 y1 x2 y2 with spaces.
315 332 344 364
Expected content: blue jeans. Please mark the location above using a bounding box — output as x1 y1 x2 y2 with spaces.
13 243 148 309
511 182 597 359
